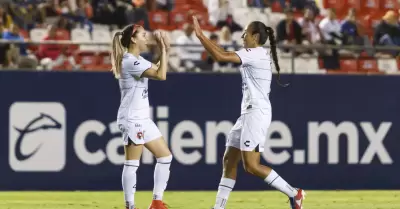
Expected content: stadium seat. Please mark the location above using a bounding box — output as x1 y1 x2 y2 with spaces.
75 51 99 70
360 0 381 15
92 29 112 51
52 60 73 71
323 0 347 17
56 29 70 40
98 51 112 71
30 28 48 42
71 28 96 51
358 59 379 72
148 11 169 30
378 58 398 73
381 0 399 10
278 52 293 73
340 59 358 72
294 57 320 74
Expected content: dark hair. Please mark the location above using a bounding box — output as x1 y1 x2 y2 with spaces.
250 21 289 87
111 24 141 78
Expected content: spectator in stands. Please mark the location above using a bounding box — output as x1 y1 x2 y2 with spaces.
126 0 151 30
92 0 129 29
40 0 59 17
319 8 343 45
276 8 303 53
218 26 239 71
373 11 400 57
217 14 243 33
208 0 231 27
1 24 37 69
58 0 93 33
341 8 363 46
2 24 28 57
319 8 341 70
176 23 202 72
38 25 79 70
219 26 235 47
0 7 13 29
9 2 45 30
298 8 322 45
76 0 93 19
153 0 173 11
203 33 219 71
56 16 75 32
0 22 7 68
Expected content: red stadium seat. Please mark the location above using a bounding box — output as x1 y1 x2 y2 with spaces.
340 59 359 72
75 51 98 70
358 59 379 72
347 0 361 11
170 10 189 26
98 52 112 70
52 60 73 71
148 11 169 30
56 29 70 40
360 0 380 15
381 0 399 10
271 1 283 13
323 0 347 17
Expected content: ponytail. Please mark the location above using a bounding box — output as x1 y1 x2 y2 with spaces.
265 27 289 87
111 31 124 79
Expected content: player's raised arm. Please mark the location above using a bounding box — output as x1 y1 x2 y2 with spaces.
192 16 241 64
141 31 169 81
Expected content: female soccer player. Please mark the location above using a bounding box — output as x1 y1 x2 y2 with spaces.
111 24 171 209
192 16 306 209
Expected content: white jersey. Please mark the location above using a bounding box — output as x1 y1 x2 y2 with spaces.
117 53 152 125
235 47 272 114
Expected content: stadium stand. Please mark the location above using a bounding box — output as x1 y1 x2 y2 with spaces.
0 0 400 74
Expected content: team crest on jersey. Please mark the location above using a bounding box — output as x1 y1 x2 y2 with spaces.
137 131 144 139
142 88 148 99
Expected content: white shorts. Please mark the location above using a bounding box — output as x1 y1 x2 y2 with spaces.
119 119 162 145
226 109 271 152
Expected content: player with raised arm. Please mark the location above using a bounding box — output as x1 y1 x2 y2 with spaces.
111 24 171 209
192 16 306 209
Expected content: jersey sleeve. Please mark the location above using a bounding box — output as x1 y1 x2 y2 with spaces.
127 58 152 78
235 48 253 65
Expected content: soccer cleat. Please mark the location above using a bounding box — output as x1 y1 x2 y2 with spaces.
148 200 168 209
288 189 306 209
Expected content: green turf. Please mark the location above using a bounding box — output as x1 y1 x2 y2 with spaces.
0 191 399 209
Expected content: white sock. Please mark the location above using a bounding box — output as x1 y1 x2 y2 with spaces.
153 155 172 200
264 170 297 197
122 160 139 208
213 178 236 209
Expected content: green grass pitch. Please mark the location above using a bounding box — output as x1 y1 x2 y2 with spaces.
0 191 399 209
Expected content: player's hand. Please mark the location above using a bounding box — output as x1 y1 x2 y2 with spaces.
153 31 165 49
192 16 203 37
160 31 170 52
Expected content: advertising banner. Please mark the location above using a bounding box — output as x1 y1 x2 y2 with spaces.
0 72 399 190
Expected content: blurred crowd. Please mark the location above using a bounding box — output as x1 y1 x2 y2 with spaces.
1 0 400 72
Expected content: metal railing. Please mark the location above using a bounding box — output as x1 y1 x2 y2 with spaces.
1 38 399 74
